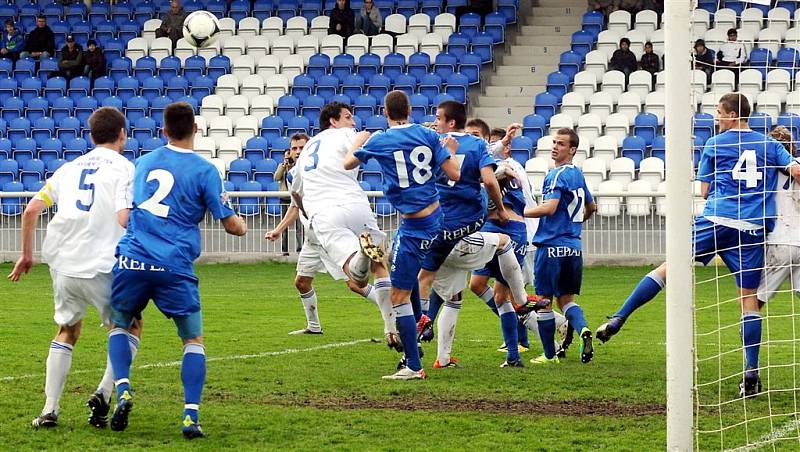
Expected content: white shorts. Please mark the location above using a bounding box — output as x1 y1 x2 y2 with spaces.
432 232 501 301
523 244 536 287
310 203 386 270
757 244 800 303
296 232 348 280
50 269 112 327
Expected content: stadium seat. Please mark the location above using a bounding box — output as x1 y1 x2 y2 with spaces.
621 135 647 168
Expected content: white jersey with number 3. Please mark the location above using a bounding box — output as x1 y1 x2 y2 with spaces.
35 147 134 278
295 127 370 220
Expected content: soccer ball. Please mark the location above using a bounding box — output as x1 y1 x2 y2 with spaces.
182 11 221 48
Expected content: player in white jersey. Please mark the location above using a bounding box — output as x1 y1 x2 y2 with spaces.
758 126 800 304
7 107 143 429
293 101 398 347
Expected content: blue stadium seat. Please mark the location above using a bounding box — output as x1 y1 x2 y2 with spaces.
229 0 250 22
447 33 470 59
291 74 315 102
24 96 48 122
104 38 126 61
134 3 156 24
164 75 189 101
8 117 31 143
141 76 164 103
410 93 429 123
362 158 383 189
434 52 457 80
421 0 441 20
329 93 352 107
497 0 517 24
458 12 481 39
132 116 157 143
150 95 171 127
125 96 149 123
419 72 442 102
367 73 391 100
748 112 772 136
45 158 67 177
365 115 388 133
115 76 139 104
332 54 356 81
622 135 647 168
484 12 506 44
693 112 714 145
253 0 274 21
382 53 406 82
21 159 45 190
407 52 431 80
183 0 203 14
190 75 214 100
228 158 253 190
725 0 745 14
95 20 116 46
307 53 332 81
522 113 546 143
509 136 533 166
276 0 297 21
101 95 124 111
245 137 269 164
778 113 800 142
276 95 301 123
777 1 796 14
38 137 63 164
51 97 74 125
253 158 278 188
357 53 381 80
582 10 604 38
546 71 571 102
396 0 417 18
19 77 42 104
14 137 37 165
142 136 166 152
74 96 99 124
1 181 25 215
353 94 378 122
558 50 583 80
301 94 325 123
134 56 157 83
269 137 290 162
431 93 455 112
471 33 494 64
14 59 36 85
109 57 133 83
0 117 5 139
393 73 417 97
342 74 365 99
0 159 19 186
286 115 310 136
64 137 89 161
534 92 558 122
183 55 207 80
32 116 55 147
749 48 772 77
56 116 80 142
445 72 469 103
177 95 199 113
44 77 67 105
123 139 139 161
0 77 17 105
119 20 140 42
66 76 91 103
633 112 659 147
89 3 110 26
571 30 594 57
207 55 231 81
260 116 285 142
777 48 800 76
2 96 24 122
316 74 341 102
458 52 482 85
38 57 60 82
206 0 227 19
0 59 12 79
158 56 181 84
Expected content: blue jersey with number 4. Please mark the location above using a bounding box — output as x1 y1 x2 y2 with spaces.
533 164 593 249
697 129 794 231
354 124 451 215
117 146 236 276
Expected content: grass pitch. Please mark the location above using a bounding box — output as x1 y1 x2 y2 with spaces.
1 262 799 450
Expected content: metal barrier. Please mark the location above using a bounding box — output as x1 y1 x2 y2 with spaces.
0 190 706 265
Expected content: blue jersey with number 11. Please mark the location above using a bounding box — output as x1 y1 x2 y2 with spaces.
532 164 593 249
117 146 236 276
354 123 451 215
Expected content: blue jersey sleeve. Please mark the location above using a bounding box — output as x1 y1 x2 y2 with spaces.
203 166 236 220
353 132 381 163
542 170 567 201
697 139 715 183
477 140 495 169
429 129 452 169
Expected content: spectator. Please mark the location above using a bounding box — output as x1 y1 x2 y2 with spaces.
328 0 355 39
455 0 493 19
717 28 747 68
20 15 55 61
609 37 637 83
83 40 106 81
615 0 643 15
355 0 382 36
693 39 715 84
58 35 83 80
1 20 24 62
156 0 188 49
274 133 308 255
588 0 615 19
639 41 660 84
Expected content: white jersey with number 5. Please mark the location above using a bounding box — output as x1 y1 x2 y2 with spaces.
35 147 134 278
295 127 370 220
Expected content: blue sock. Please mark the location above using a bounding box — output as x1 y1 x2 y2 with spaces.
742 312 762 370
427 290 444 323
613 270 665 320
108 328 132 399
563 302 588 334
479 286 499 316
537 311 557 358
518 321 529 348
410 283 422 322
395 302 422 371
181 343 206 424
498 302 520 362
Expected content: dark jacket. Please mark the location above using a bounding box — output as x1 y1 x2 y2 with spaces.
610 48 638 73
329 4 355 38
1 29 24 53
84 47 106 75
24 25 55 55
640 52 660 74
694 49 715 70
59 43 83 69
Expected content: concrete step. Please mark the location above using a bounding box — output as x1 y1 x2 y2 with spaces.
501 54 563 65
519 25 574 37
485 85 546 97
489 73 551 85
472 106 534 118
507 45 569 58
471 115 525 127
476 96 537 107
531 6 585 16
529 15 582 26
513 35 573 47
495 64 557 76
535 0 588 7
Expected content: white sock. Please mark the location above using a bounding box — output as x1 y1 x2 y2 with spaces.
554 311 567 351
497 242 528 306
98 334 140 402
479 286 494 304
374 277 396 334
43 341 73 415
300 289 321 331
362 284 379 306
436 299 462 364
420 298 430 312
350 251 371 282
522 311 542 340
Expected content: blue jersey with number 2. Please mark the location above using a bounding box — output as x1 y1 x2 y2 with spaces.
117 146 236 276
354 124 451 215
532 164 593 249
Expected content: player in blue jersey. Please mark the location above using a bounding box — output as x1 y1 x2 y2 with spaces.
596 93 800 396
345 90 461 380
106 102 247 438
525 128 597 365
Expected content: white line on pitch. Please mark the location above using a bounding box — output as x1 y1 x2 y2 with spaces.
0 338 373 383
724 418 800 452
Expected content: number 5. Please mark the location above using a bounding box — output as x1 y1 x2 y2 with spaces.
75 168 98 212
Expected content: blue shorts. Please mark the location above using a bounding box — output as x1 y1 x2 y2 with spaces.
421 215 485 272
110 255 203 339
472 220 527 287
390 208 442 291
534 246 583 298
694 216 765 289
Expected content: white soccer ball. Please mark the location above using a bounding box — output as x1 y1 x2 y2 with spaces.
182 11 221 48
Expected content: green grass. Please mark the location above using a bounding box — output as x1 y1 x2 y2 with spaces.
1 263 799 450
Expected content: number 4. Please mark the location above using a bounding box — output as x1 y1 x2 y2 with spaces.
732 150 763 188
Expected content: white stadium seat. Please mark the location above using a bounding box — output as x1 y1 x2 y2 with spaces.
767 7 791 36
703 27 728 53
573 71 598 100
395 33 419 59
525 157 550 192
626 180 653 217
370 34 395 59
433 13 456 41
285 16 309 44
384 14 407 35
215 74 240 101
250 94 275 119
149 37 172 62
271 35 295 59
609 157 635 189
219 17 236 39
765 68 792 102
786 90 800 115
604 114 631 146
691 9 710 40
691 69 707 100
757 27 783 56
584 50 609 80
197 40 220 61
296 35 320 63
310 16 331 39
535 135 554 160
651 28 665 54
739 68 764 99
638 157 665 190
589 92 614 123
627 70 653 103
262 17 284 38
246 35 271 60
216 136 243 166
346 34 370 60
740 8 764 36
194 136 216 158
419 33 444 57
713 9 737 32
142 19 162 42
634 9 658 39
281 55 306 83
600 70 626 103
597 30 621 60
232 55 256 79
225 95 250 122
711 69 736 94
265 74 290 100
608 10 631 35
209 116 234 141
200 95 225 120
644 91 666 125
616 92 642 124
238 17 261 39
623 29 647 59
582 157 608 192
174 38 196 64
592 136 618 169
548 113 575 135
257 55 281 79
577 113 603 147
321 34 345 59
408 13 431 38
240 74 265 97
126 37 148 62
560 92 586 123
234 115 259 145
194 115 208 137
756 91 781 120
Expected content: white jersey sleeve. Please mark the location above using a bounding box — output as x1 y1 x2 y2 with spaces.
506 157 539 242
767 160 800 246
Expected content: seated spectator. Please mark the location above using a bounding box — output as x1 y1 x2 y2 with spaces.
609 37 638 82
693 39 715 83
329 0 355 38
615 0 643 15
355 0 382 36
456 0 493 19
717 28 747 69
156 0 188 49
1 20 24 61
84 40 106 81
58 35 83 80
639 41 660 83
20 15 55 61
588 0 615 19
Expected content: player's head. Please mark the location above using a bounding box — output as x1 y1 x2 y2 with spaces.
717 93 750 131
88 107 127 151
162 102 197 144
319 101 355 130
465 118 490 140
490 127 506 144
384 90 411 122
769 126 797 156
551 127 579 165
435 100 466 133
289 132 309 159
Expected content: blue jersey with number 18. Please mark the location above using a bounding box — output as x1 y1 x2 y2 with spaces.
354 124 452 215
532 164 593 249
116 145 236 276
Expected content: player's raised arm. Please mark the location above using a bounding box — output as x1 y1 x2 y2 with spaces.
480 165 508 222
345 130 372 170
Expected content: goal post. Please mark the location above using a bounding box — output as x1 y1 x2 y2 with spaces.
664 0 695 450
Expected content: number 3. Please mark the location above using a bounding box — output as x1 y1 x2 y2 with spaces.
139 169 175 218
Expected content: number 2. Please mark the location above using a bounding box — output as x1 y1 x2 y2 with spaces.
732 149 763 188
567 188 585 222
75 168 98 212
139 169 175 218
304 141 321 172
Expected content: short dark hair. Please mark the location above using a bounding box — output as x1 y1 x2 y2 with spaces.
619 37 630 46
384 90 410 121
290 132 309 143
437 100 466 130
727 28 737 35
87 39 97 47
319 102 351 131
719 92 751 119
37 15 46 20
490 127 506 139
694 39 706 49
644 41 653 48
163 102 195 141
556 127 580 149
88 107 127 145
5 19 14 27
465 118 490 139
